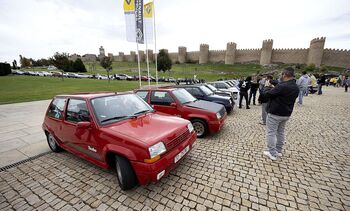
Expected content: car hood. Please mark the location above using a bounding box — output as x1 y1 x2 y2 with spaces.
185 100 223 113
101 113 188 146
207 94 230 102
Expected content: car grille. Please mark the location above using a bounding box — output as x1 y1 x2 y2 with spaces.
219 107 226 119
166 129 190 151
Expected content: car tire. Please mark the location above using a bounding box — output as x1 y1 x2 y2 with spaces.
46 132 62 152
115 155 137 190
191 119 208 138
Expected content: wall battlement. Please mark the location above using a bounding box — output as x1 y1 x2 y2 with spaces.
74 37 349 68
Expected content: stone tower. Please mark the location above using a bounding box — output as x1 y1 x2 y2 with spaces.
225 42 237 65
307 37 326 67
260 39 273 65
99 46 105 57
178 47 187 64
146 50 154 63
138 50 145 62
129 51 136 62
199 44 209 64
118 52 124 62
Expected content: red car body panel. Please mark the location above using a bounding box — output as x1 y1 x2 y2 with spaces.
135 88 227 134
42 93 197 186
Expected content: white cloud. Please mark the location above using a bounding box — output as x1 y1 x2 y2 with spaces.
0 0 349 63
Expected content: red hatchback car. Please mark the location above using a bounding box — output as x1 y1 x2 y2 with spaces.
135 88 227 138
42 92 196 190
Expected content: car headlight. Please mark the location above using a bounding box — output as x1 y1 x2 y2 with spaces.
148 142 166 158
216 112 221 119
187 123 194 133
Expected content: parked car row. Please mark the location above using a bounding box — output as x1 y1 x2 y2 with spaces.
42 81 237 190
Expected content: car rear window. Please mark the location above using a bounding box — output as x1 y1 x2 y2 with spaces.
47 98 65 119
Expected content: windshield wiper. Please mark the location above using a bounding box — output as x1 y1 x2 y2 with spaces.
101 115 136 123
133 109 151 116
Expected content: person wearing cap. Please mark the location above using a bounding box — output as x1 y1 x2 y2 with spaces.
261 67 299 161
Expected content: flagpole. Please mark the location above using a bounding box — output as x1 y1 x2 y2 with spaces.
153 0 158 85
145 27 151 87
136 42 142 88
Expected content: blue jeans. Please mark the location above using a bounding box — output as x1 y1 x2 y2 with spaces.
266 113 290 156
298 87 307 104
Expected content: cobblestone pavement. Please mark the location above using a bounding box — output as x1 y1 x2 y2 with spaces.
1 87 349 211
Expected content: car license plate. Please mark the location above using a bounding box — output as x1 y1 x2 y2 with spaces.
174 145 189 163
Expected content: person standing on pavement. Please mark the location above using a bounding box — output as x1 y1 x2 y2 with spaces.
318 74 326 95
238 76 252 109
297 71 310 105
259 76 266 94
310 74 317 94
345 76 350 92
261 67 299 160
258 75 273 125
249 76 259 105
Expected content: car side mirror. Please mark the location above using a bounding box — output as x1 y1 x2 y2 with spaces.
170 103 177 107
76 121 91 129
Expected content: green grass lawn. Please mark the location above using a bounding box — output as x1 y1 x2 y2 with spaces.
0 76 147 104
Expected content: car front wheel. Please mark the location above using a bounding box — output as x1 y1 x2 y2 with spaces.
115 155 137 190
191 119 208 138
46 133 62 152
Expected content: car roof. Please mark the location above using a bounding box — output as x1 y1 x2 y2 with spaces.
136 87 177 92
175 84 206 87
55 92 133 99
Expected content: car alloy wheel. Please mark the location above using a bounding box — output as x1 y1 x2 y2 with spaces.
47 133 61 152
116 161 124 187
191 119 207 138
115 156 137 190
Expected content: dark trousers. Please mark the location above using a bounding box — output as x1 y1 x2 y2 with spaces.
345 85 348 92
239 92 249 108
318 84 323 95
249 89 257 105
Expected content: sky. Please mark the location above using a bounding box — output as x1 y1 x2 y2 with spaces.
0 0 350 63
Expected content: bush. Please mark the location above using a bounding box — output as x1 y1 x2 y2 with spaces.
73 58 87 72
0 63 11 76
157 49 172 72
305 63 316 72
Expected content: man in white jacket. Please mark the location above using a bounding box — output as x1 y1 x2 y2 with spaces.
297 71 310 105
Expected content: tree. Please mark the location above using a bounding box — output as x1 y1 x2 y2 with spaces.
100 57 112 83
157 49 172 72
73 58 87 72
19 55 31 68
51 52 71 80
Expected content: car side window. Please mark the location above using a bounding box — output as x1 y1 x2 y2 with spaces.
150 91 174 106
47 98 65 119
217 83 225 89
136 91 149 102
66 99 90 123
187 88 202 96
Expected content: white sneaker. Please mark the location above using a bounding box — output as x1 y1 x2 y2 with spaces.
263 151 277 161
276 152 282 157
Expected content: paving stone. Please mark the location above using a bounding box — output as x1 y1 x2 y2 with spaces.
0 87 349 211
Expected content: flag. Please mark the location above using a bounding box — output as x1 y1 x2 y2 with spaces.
143 2 154 44
123 0 136 42
135 0 144 44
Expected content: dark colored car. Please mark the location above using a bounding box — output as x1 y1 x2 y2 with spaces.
135 88 227 138
174 84 234 113
42 92 196 190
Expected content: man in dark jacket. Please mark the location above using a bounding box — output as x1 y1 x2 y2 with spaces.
238 76 252 109
262 67 299 160
249 76 259 105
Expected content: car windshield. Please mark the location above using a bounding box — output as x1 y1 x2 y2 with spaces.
91 94 153 124
206 84 217 92
172 88 196 104
200 86 214 95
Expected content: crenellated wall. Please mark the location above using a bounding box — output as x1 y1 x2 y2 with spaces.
236 49 261 63
271 48 309 64
76 37 349 68
322 49 350 68
209 50 226 63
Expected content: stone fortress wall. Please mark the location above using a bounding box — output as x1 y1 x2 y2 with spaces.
76 37 350 68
